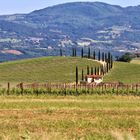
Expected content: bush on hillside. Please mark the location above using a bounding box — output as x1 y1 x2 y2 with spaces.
117 53 133 63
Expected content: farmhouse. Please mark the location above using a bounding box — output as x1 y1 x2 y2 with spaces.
86 74 103 84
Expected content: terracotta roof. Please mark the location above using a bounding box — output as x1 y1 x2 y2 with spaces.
86 74 102 78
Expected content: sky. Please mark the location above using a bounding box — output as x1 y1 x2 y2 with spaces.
0 0 140 15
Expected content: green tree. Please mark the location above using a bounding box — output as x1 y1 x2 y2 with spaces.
87 65 90 75
81 48 84 58
95 67 97 75
91 67 93 75
76 66 78 85
98 50 101 61
105 53 107 62
118 53 133 63
93 50 96 60
102 52 105 61
60 48 62 56
72 48 74 57
74 48 77 57
88 47 91 58
110 55 113 68
81 69 84 81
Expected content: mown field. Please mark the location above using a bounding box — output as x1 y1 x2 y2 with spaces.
0 95 139 140
0 57 100 85
104 62 140 84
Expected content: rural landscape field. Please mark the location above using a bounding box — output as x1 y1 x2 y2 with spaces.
0 95 140 140
0 0 140 140
0 56 139 140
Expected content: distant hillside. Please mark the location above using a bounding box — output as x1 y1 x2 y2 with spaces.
0 2 140 61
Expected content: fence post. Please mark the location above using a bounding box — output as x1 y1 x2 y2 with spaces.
20 83 24 95
7 82 10 95
136 84 138 94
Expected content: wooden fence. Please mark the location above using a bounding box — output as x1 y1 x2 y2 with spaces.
15 82 140 95
0 82 139 96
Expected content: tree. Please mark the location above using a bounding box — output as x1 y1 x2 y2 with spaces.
81 69 84 81
108 52 111 60
76 66 78 85
72 48 74 57
87 65 90 75
81 48 84 58
93 51 96 60
117 53 133 63
110 55 113 68
88 47 91 58
106 62 109 73
91 67 93 75
105 53 107 62
98 50 101 61
100 65 104 75
95 67 97 75
102 52 105 61
74 48 77 57
60 48 62 56
108 52 111 70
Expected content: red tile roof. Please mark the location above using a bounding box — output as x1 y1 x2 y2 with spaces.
86 74 102 78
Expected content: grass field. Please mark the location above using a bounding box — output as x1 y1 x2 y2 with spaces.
0 95 139 140
0 57 140 85
0 57 100 85
104 62 140 84
131 58 140 65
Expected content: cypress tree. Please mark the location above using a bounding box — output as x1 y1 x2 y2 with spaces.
91 67 93 75
72 48 74 57
108 52 111 63
100 65 104 75
60 48 62 56
81 48 84 58
105 53 107 62
82 69 84 81
75 48 77 57
97 67 100 75
95 67 97 75
98 50 101 61
110 55 113 68
87 66 90 75
93 50 96 60
88 47 90 58
106 62 109 73
102 52 105 61
76 66 78 85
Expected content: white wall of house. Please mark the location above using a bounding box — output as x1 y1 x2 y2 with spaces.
94 78 103 84
87 78 93 83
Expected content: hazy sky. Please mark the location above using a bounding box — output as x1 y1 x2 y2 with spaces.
0 0 140 15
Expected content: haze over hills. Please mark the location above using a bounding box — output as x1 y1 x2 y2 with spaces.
0 2 140 61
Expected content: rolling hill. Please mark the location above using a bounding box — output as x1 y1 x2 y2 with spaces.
0 57 100 84
0 57 139 85
0 2 140 61
104 62 140 83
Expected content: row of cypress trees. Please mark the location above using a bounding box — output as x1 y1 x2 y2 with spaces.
60 47 113 84
61 48 113 67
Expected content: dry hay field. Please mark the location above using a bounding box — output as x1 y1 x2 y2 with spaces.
0 95 140 140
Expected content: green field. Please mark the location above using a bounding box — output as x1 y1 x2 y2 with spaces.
0 95 139 140
0 57 100 85
0 57 140 85
131 58 140 65
104 62 140 84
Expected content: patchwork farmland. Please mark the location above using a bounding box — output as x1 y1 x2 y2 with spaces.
0 56 139 140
